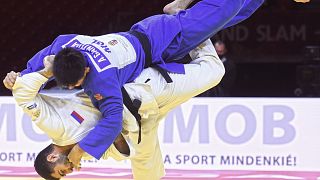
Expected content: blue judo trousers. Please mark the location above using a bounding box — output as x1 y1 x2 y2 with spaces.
130 0 264 73
21 0 264 159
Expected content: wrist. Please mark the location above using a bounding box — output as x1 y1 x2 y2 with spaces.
76 144 85 154
39 69 53 78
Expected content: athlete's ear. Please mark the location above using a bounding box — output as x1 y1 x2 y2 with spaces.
47 154 59 162
85 67 90 74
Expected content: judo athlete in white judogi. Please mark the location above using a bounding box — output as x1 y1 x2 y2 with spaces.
11 39 224 180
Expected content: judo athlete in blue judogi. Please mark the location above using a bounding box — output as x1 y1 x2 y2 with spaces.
8 0 264 167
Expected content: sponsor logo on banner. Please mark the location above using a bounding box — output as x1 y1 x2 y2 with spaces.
1 97 320 171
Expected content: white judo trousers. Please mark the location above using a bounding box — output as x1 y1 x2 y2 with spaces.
12 39 224 180
104 39 225 180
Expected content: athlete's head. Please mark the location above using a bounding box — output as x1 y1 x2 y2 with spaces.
34 144 74 180
53 47 90 89
214 40 227 58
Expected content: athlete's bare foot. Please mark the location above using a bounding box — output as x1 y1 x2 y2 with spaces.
294 0 310 3
163 0 194 15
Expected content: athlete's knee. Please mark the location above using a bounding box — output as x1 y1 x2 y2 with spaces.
204 0 245 19
202 59 225 87
225 0 246 17
207 0 245 10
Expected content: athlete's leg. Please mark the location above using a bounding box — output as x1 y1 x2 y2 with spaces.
159 39 225 114
163 0 263 61
125 39 222 179
163 0 265 29
129 121 165 180
223 0 265 29
131 0 245 65
133 39 224 114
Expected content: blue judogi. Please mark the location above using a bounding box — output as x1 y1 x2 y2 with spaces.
21 0 264 159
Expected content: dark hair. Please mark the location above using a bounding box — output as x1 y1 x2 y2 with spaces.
53 47 86 86
34 144 60 180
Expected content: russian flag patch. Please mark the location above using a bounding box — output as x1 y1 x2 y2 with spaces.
71 111 84 124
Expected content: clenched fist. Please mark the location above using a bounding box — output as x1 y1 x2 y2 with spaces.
3 71 20 90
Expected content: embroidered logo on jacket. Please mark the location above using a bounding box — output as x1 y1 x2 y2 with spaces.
27 103 37 110
94 93 103 101
71 111 84 124
32 109 41 119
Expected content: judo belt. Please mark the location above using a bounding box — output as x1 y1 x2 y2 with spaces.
128 30 173 83
124 30 174 144
121 87 142 144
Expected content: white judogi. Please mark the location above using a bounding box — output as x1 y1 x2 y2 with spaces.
12 39 224 180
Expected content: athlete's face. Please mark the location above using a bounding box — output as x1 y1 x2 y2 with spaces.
65 67 90 90
66 75 86 89
50 153 74 179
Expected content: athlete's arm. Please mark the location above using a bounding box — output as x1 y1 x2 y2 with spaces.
11 56 54 119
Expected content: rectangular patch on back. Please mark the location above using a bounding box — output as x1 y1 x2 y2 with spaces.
71 111 84 124
66 39 111 72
